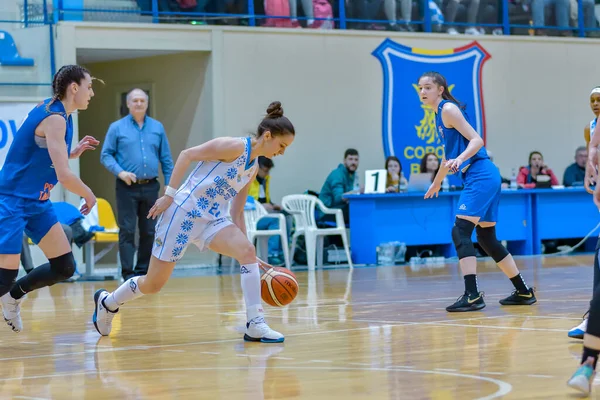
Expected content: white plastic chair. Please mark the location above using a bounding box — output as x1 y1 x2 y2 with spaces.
281 194 353 270
244 201 291 269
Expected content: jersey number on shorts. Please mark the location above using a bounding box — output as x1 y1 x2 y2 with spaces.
208 202 221 218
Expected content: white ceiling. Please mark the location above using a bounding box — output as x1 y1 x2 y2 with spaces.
76 48 185 64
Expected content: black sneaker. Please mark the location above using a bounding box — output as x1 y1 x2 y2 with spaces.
446 291 486 312
499 287 537 305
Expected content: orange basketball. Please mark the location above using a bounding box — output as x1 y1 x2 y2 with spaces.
261 267 299 307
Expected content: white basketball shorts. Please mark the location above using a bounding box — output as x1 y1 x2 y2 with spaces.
152 203 233 262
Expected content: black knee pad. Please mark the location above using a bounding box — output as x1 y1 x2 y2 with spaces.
475 225 509 263
451 218 476 259
49 252 76 279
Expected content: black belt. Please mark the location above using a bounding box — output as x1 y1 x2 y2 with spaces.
130 178 158 185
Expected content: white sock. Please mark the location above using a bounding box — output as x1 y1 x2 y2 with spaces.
104 277 144 311
240 263 263 322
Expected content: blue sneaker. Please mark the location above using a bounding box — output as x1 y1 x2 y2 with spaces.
568 361 595 394
569 312 588 339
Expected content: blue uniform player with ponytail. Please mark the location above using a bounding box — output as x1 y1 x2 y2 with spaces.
0 65 100 332
418 71 536 312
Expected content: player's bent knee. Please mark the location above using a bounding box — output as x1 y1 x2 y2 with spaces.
475 226 509 263
451 218 476 260
49 252 76 280
236 241 257 265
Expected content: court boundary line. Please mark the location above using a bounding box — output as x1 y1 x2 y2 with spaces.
0 365 512 400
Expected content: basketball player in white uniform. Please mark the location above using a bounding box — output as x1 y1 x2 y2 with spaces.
92 101 295 343
568 87 600 339
567 97 600 394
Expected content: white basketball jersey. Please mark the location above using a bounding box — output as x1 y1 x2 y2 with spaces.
172 137 258 219
591 118 597 139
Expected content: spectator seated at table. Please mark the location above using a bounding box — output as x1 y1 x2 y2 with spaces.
517 151 559 188
563 146 587 187
318 148 361 225
385 156 408 193
419 152 440 181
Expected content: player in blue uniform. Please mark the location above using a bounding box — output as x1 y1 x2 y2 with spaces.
419 71 536 312
0 64 99 332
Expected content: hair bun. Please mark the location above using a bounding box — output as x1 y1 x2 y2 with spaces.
266 101 284 119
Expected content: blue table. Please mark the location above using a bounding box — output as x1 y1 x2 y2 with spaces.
532 189 600 254
345 188 599 265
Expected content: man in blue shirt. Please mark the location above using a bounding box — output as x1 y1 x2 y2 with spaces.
101 88 174 280
563 146 587 187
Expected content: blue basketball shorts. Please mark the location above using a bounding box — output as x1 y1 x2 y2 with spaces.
456 159 502 223
0 194 58 254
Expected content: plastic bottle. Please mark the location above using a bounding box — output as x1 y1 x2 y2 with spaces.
442 177 450 191
510 168 518 189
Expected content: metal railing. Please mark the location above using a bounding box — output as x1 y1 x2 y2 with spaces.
2 0 597 91
0 0 53 89
51 0 598 38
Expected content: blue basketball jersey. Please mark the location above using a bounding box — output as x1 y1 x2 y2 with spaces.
436 99 488 178
0 99 73 201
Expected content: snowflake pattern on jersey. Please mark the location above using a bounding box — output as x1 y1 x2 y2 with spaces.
187 209 202 219
180 219 194 232
235 155 246 167
205 187 217 199
226 167 237 180
171 246 183 261
180 140 252 220
175 233 189 246
196 197 209 210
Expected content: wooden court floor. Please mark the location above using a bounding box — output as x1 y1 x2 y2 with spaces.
0 255 597 399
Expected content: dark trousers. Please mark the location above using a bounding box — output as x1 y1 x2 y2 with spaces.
116 179 159 279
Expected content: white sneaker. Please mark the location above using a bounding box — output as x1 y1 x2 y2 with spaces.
1 292 23 333
92 289 118 336
244 316 284 343
569 318 588 339
447 27 459 35
465 27 481 35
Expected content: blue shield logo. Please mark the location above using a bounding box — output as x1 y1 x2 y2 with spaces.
372 39 491 184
